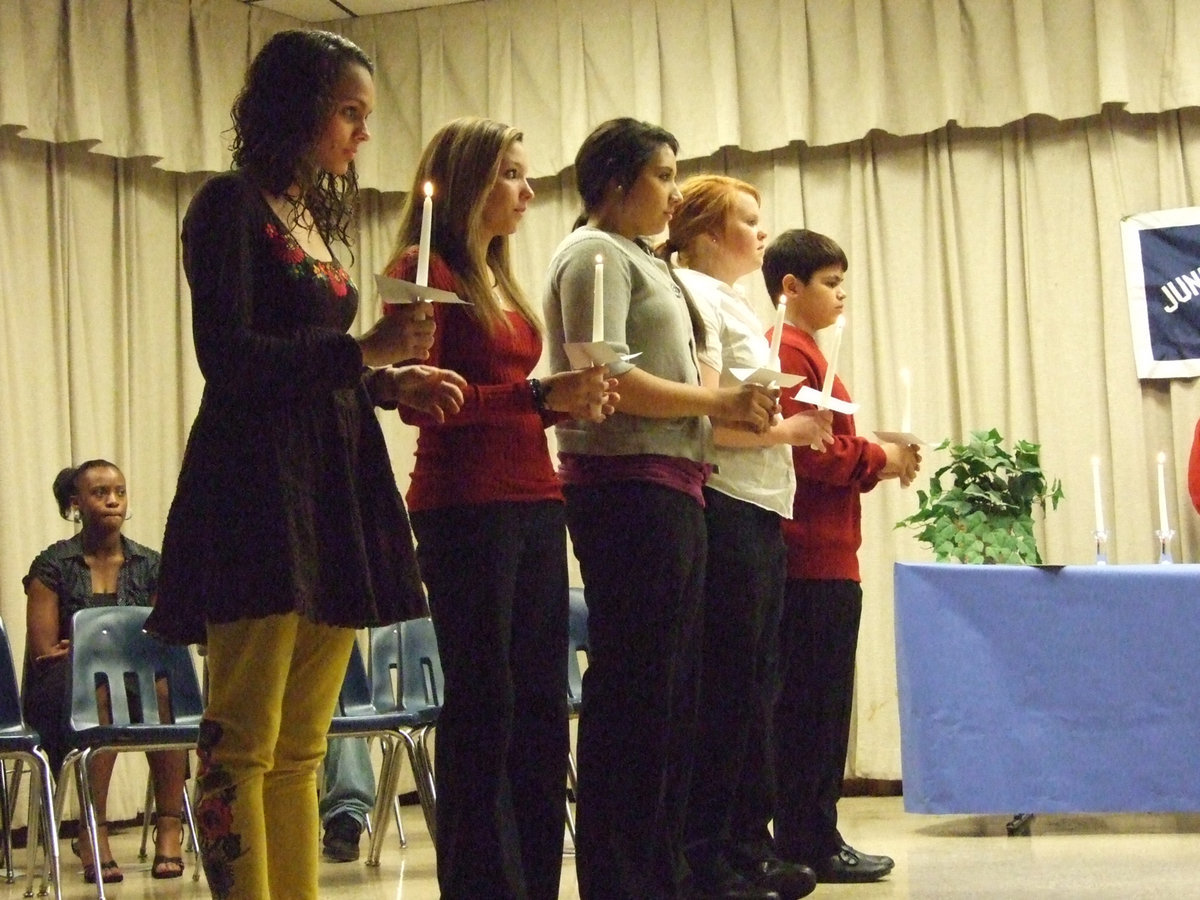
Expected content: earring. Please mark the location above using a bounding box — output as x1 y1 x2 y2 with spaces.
71 509 81 523
123 509 133 521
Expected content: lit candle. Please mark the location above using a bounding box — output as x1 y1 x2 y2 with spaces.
415 181 433 287
1157 451 1170 535
593 254 604 343
820 314 845 406
768 296 786 370
1091 456 1105 535
899 367 912 433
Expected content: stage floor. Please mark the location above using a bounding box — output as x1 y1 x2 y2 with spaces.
14 795 1200 898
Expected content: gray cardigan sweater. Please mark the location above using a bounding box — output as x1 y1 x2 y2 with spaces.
543 226 712 462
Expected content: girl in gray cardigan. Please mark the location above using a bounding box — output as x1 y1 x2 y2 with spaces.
543 117 778 900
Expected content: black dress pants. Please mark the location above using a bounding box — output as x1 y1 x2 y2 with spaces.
771 578 863 864
685 488 785 864
564 481 707 900
413 500 569 900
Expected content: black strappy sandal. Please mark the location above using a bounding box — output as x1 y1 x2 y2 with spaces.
74 821 124 884
151 811 186 879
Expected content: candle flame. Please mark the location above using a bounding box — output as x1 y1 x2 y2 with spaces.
899 366 910 383
1158 451 1167 463
778 294 787 309
595 254 604 264
423 181 433 198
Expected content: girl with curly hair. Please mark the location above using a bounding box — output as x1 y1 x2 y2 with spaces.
145 30 465 899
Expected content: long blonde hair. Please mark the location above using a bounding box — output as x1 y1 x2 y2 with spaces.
385 117 537 335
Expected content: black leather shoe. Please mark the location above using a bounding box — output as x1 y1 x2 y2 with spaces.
321 812 363 863
742 857 817 899
812 844 894 883
688 856 782 900
847 845 894 868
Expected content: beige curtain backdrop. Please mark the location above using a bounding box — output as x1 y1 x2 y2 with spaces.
5 0 1200 817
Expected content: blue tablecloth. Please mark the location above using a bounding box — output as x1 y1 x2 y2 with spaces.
894 562 1200 814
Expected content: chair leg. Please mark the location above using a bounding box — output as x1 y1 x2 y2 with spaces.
408 727 437 848
564 748 578 847
74 749 108 900
360 737 389 846
0 760 14 883
22 765 37 899
50 755 76 898
391 792 406 849
381 734 410 849
26 749 61 900
182 777 203 882
6 760 21 836
364 736 397 867
136 770 153 861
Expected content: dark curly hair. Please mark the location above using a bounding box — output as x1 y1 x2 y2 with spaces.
229 29 373 250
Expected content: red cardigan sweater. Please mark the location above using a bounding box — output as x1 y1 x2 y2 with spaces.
775 323 886 581
387 250 561 511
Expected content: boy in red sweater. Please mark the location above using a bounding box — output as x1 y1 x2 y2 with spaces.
764 229 920 884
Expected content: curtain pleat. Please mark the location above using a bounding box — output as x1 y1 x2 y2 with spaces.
6 0 1200 187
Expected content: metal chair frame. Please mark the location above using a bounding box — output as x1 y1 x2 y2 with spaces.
329 636 436 864
0 617 60 899
52 606 202 900
367 618 442 848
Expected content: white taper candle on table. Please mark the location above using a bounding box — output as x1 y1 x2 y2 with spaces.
415 181 433 287
1091 456 1105 534
1157 452 1170 535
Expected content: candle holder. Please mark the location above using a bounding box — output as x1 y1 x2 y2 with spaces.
1155 528 1175 564
1093 530 1108 565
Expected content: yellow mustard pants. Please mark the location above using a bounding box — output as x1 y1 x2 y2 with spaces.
195 614 355 900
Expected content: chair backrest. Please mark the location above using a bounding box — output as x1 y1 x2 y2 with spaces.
0 618 25 731
335 639 375 719
567 587 589 710
368 618 443 717
400 617 443 712
67 606 204 731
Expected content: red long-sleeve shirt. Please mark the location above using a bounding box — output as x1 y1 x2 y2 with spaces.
1188 419 1200 515
388 250 562 511
775 323 887 581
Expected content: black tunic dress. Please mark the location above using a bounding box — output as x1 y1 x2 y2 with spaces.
147 172 426 645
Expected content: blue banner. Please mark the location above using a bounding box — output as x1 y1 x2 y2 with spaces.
1122 207 1200 379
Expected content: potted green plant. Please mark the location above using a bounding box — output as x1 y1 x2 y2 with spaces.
896 428 1064 564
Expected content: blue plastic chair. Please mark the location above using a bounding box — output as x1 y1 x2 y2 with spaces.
368 618 442 847
54 606 203 900
565 587 589 845
566 587 589 717
0 618 60 899
328 638 434 865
